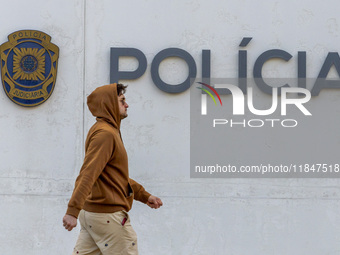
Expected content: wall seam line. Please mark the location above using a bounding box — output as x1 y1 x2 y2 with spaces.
82 0 87 159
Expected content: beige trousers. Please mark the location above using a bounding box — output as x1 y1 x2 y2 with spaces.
72 210 138 255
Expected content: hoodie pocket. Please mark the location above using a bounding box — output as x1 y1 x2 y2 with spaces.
126 182 134 207
127 182 134 197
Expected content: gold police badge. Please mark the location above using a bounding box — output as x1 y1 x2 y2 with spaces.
0 30 59 106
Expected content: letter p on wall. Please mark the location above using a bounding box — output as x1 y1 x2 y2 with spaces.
110 48 147 83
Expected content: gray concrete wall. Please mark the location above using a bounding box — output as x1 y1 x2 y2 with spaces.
1 1 340 254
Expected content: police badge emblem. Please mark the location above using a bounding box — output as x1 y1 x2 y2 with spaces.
0 30 59 106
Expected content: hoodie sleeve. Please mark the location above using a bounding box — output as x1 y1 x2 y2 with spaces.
129 178 151 204
66 129 114 218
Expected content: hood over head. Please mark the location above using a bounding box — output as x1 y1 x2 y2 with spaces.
87 83 121 129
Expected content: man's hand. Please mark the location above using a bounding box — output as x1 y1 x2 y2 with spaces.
147 195 163 209
63 214 77 231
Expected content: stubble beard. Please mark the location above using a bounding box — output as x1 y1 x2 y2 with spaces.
120 112 128 119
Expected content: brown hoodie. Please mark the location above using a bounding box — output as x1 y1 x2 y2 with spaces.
66 83 151 218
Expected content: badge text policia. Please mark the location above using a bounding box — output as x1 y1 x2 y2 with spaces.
0 30 59 107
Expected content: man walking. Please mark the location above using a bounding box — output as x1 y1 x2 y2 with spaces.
63 83 163 255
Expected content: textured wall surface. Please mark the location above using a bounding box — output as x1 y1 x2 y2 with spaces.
1 1 340 255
